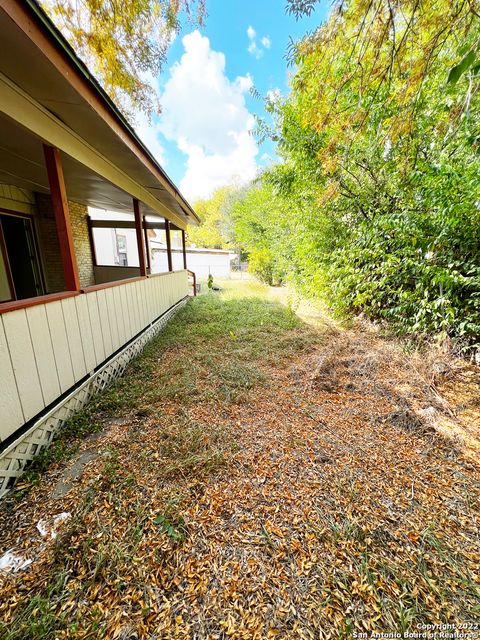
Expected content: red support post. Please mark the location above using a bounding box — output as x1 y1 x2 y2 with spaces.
133 198 147 276
43 145 80 291
165 219 173 272
182 229 187 270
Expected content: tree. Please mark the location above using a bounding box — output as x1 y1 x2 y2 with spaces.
42 0 205 119
185 180 290 286
186 186 236 249
230 178 291 286
249 0 480 348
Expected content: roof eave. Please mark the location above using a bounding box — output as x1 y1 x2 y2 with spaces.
21 0 200 224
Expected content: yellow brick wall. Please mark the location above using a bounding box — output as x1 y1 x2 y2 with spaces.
69 200 95 288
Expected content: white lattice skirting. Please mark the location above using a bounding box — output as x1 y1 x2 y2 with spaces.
0 296 188 498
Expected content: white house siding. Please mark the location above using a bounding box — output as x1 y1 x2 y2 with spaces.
0 270 188 443
185 250 233 279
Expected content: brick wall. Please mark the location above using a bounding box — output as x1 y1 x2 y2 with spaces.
34 194 95 292
69 200 95 288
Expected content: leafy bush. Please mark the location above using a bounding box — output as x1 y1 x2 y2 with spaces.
243 0 480 353
248 247 282 286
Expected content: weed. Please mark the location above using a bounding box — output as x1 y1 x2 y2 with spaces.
102 446 120 483
0 570 70 640
153 513 187 543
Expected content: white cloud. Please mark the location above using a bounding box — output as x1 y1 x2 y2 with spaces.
159 30 258 200
178 123 258 200
248 42 263 59
246 26 271 58
236 73 254 92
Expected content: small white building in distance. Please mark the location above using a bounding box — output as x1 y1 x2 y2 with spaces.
151 244 237 279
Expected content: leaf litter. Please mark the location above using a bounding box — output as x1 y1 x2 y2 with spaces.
0 283 479 639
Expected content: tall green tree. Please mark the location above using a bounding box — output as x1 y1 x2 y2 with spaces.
231 179 291 286
247 0 480 349
187 186 236 250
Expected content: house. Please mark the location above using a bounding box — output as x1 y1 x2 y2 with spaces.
151 245 237 279
0 0 200 495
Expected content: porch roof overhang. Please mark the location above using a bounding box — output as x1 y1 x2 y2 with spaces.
0 0 199 229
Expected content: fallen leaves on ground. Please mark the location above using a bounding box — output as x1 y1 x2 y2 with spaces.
0 284 479 639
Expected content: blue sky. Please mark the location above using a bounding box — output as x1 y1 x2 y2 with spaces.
135 0 329 203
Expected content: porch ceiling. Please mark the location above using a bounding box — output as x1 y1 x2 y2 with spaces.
0 1 199 227
0 112 165 218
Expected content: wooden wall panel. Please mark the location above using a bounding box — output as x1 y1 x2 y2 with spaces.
112 287 127 349
2 309 44 421
96 289 113 357
130 282 139 334
45 300 75 393
133 282 142 334
0 320 24 441
147 280 153 323
120 286 132 339
26 304 61 406
140 280 148 327
86 292 105 364
105 288 120 353
75 295 96 373
62 298 86 380
0 272 188 443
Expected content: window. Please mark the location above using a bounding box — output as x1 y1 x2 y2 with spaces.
115 232 128 266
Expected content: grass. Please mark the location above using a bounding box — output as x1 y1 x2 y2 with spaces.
1 279 479 639
12 280 312 497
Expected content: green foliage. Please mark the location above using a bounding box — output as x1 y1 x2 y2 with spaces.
230 179 289 286
248 247 276 285
448 49 479 85
185 180 288 286
187 186 236 249
207 274 214 289
231 0 480 352
42 0 205 118
153 513 187 543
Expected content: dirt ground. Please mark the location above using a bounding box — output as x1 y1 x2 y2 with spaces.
1 280 479 639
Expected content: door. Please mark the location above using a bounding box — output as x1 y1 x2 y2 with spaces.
0 213 44 300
